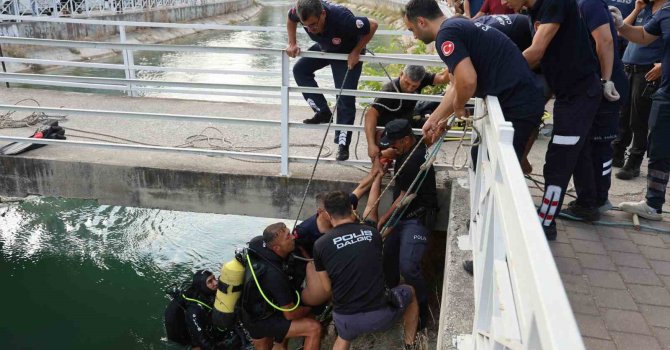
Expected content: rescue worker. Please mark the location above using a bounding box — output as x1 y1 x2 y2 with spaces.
611 1 670 221
608 0 637 56
164 270 246 349
313 191 420 350
376 119 438 330
402 0 544 163
504 0 610 239
562 0 629 218
286 0 378 161
364 64 449 166
612 0 665 180
239 224 321 350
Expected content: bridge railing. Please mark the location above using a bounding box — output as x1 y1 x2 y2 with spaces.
0 16 451 176
0 0 220 18
464 96 584 350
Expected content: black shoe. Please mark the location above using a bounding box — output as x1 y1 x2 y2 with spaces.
615 155 642 180
562 201 601 222
418 302 429 330
303 111 332 124
336 145 349 161
463 260 473 275
544 224 557 241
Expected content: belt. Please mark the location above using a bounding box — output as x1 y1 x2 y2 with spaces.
624 64 654 73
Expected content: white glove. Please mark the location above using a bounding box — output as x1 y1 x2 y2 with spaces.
609 6 624 28
603 80 620 101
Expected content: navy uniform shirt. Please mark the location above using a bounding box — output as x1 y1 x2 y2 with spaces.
644 4 670 96
288 1 370 54
372 73 436 126
435 17 544 120
622 3 664 65
579 0 629 109
468 0 485 17
473 14 533 51
608 0 636 18
529 0 600 96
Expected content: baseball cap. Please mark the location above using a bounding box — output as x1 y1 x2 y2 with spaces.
379 119 412 148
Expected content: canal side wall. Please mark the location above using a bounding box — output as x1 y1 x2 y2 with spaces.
0 155 451 229
0 0 254 40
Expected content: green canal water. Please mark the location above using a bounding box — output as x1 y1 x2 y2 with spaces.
0 197 293 349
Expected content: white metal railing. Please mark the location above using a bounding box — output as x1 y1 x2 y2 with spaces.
0 0 217 18
0 18 456 176
462 96 584 350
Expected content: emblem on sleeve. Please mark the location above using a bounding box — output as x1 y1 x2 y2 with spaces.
332 37 342 45
441 41 455 56
356 19 364 28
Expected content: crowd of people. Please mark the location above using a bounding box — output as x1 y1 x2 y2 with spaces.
163 0 670 347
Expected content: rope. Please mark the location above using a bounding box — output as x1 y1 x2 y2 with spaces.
291 69 352 233
0 99 67 129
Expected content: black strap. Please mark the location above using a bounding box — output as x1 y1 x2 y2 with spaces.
218 281 243 294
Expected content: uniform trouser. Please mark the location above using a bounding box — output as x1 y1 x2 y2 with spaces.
470 117 540 172
382 219 429 306
538 77 602 227
573 99 620 208
645 92 670 210
292 44 363 147
612 67 654 158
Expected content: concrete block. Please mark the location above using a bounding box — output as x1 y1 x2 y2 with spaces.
575 314 611 340
602 237 639 253
577 253 617 271
561 273 591 294
555 256 583 275
639 304 670 328
550 242 576 258
596 225 630 240
610 331 661 350
566 225 601 242
592 287 638 311
629 233 667 248
584 269 625 289
628 285 670 307
619 267 663 286
583 337 617 350
652 327 670 349
611 252 651 269
572 239 607 255
650 260 670 276
569 292 601 316
639 246 670 262
602 309 652 335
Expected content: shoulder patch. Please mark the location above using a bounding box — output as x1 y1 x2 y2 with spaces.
356 19 364 28
441 41 455 57
332 37 342 45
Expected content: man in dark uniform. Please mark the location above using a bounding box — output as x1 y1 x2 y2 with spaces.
504 0 607 239
286 0 378 161
612 0 665 180
402 0 544 161
314 191 419 350
239 224 322 350
376 118 438 330
364 64 449 165
607 0 637 56
473 14 533 50
563 0 628 219
612 2 670 221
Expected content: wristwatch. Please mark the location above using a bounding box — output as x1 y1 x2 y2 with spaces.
600 79 608 85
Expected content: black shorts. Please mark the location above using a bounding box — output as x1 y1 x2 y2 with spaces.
332 285 413 341
243 312 291 343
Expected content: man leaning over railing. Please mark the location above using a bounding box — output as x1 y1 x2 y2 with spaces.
285 0 378 161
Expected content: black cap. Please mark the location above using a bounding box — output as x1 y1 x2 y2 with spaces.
380 119 412 148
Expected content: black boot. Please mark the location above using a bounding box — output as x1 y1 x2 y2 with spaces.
615 154 643 180
303 110 332 124
612 146 626 168
562 200 601 222
336 145 349 161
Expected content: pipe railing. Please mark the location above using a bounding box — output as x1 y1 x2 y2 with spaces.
460 96 584 350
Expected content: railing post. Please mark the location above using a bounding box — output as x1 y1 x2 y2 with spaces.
280 50 290 177
119 25 136 97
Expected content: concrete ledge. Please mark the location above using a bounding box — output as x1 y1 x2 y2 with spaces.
0 155 451 228
437 176 474 349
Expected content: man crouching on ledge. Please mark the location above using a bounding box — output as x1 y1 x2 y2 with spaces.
312 191 419 350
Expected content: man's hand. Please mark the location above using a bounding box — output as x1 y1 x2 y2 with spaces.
347 51 360 70
646 63 662 81
286 43 301 58
609 6 624 28
634 0 645 12
421 116 444 146
603 80 621 101
380 147 399 160
454 106 469 120
368 143 380 160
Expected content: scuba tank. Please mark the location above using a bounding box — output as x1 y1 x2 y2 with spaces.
212 248 246 329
